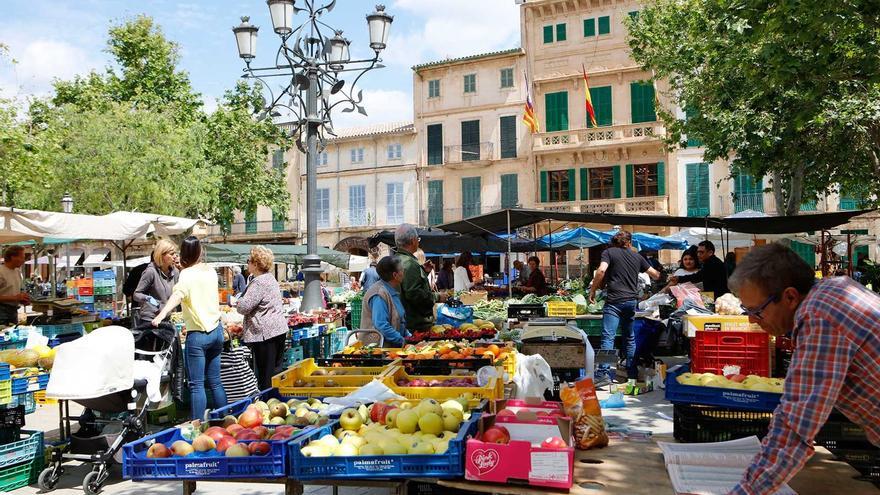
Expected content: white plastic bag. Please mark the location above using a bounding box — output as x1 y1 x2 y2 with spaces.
512 354 553 399
322 379 403 416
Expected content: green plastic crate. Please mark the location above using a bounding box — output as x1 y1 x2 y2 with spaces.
349 296 363 330
0 453 43 492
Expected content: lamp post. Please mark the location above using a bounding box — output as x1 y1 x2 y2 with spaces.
60 193 74 281
233 1 392 311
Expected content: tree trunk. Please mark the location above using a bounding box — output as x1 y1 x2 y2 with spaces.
772 164 804 216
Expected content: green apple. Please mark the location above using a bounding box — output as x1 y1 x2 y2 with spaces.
335 443 359 456
342 436 366 449
269 416 285 425
301 444 333 457
418 413 444 435
304 411 319 424
357 404 369 424
317 434 340 451
295 406 310 418
442 411 462 433
339 408 364 431
416 399 443 418
396 410 420 434
435 440 449 454
359 444 384 456
385 409 401 428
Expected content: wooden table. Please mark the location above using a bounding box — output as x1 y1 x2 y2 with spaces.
438 435 878 494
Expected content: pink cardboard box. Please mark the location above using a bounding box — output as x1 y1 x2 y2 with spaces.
495 397 567 417
465 412 575 490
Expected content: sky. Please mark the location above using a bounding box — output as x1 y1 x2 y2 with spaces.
0 0 522 128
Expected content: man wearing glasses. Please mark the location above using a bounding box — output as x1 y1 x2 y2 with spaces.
727 243 880 495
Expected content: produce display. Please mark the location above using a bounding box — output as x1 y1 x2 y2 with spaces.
341 341 513 366
407 320 497 342
299 398 466 457
331 290 361 304
675 372 784 393
714 293 744 315
0 346 55 370
471 300 506 322
394 376 478 388
505 293 604 315
287 308 346 327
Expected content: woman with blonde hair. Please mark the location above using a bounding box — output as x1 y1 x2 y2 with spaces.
134 239 179 326
235 246 288 389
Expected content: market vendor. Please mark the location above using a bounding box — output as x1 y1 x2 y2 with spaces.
512 259 530 287
519 256 549 296
454 252 480 292
360 256 407 347
395 224 446 332
669 240 729 298
0 246 28 325
726 243 880 495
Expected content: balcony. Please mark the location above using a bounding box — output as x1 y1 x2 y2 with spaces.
733 192 766 213
443 142 494 166
206 219 299 241
533 122 665 154
543 196 669 215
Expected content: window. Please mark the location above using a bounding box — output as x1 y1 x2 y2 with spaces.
464 74 476 93
589 167 616 200
428 79 440 98
350 147 364 164
316 188 330 228
462 177 482 218
386 182 404 224
543 25 554 43
556 23 567 41
318 151 328 167
548 170 572 202
427 180 444 226
685 107 703 147
839 187 863 210
500 116 517 159
598 15 611 35
427 124 443 165
544 91 569 132
584 18 595 37
387 143 402 160
501 174 518 208
461 120 480 161
500 68 514 89
588 86 612 127
272 210 285 232
245 207 257 234
272 149 284 169
630 82 657 123
686 162 710 217
632 163 659 197
349 185 367 225
734 174 763 212
628 11 639 20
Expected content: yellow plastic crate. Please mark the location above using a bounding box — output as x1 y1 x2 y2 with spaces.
272 364 393 397
383 368 503 401
284 357 394 378
496 349 518 381
34 390 56 406
546 300 577 317
0 380 10 405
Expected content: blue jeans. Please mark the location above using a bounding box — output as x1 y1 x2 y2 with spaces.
185 323 227 419
601 300 638 379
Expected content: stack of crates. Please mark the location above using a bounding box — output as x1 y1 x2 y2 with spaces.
0 364 44 492
92 270 116 319
73 278 94 312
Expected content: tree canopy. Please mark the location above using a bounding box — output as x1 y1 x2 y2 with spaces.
627 0 880 214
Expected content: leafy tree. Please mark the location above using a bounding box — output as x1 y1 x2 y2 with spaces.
627 0 880 214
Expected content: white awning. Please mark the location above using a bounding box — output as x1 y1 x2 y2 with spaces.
104 256 150 268
82 249 111 267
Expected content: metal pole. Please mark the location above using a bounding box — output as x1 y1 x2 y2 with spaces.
300 62 323 312
65 243 71 280
506 210 512 299
847 232 853 278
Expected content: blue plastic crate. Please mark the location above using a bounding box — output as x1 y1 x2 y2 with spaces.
0 364 9 382
98 310 115 319
81 303 95 312
290 328 309 341
11 372 50 395
48 332 82 348
0 446 42 491
0 430 43 469
0 339 24 351
208 388 333 421
35 323 85 339
665 364 781 412
7 392 35 414
122 425 302 480
93 270 116 280
288 414 480 480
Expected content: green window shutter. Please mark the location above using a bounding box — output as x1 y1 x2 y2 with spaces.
245 207 257 234
462 177 482 218
272 149 284 169
580 168 589 200
686 163 710 217
501 174 518 208
625 164 634 198
791 241 816 268
598 16 610 35
556 23 567 41
588 86 612 127
427 180 444 226
612 166 621 198
540 170 548 203
461 120 480 161
630 82 657 123
685 107 703 147
500 116 517 159
583 18 595 37
628 11 639 20
567 169 576 201
543 25 553 43
656 161 666 196
734 174 764 213
427 124 443 165
545 91 570 132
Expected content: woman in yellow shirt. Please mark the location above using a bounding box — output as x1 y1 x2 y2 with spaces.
153 236 227 419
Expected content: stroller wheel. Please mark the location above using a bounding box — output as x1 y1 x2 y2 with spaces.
37 466 60 492
82 470 104 495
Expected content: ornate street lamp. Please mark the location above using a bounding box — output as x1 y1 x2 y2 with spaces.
233 1 393 311
61 192 74 213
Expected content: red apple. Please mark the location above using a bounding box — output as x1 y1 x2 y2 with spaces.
482 426 510 444
496 409 516 417
274 426 295 437
238 407 263 429
146 442 172 458
247 441 271 456
204 427 230 443
226 424 244 436
252 426 269 440
235 429 261 441
541 436 567 449
215 436 237 453
370 403 396 424
269 432 290 441
729 374 747 383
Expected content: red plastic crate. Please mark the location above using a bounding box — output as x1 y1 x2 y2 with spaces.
690 331 770 377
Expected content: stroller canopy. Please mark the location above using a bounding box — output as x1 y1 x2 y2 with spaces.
46 326 135 400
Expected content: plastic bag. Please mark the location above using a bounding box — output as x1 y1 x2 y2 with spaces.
435 303 474 327
560 377 609 450
669 282 705 309
512 354 553 399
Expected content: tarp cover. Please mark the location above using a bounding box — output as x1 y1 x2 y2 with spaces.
535 228 689 251
369 228 537 254
203 243 350 269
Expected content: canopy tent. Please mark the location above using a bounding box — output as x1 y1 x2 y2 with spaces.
82 249 111 268
622 231 690 251
348 255 371 273
203 243 350 270
535 227 608 250
368 228 537 254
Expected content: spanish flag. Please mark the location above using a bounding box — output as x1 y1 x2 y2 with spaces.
523 71 540 134
583 64 598 128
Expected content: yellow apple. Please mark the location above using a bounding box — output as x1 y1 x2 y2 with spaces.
418 413 444 435
358 444 384 456
382 442 407 455
408 441 435 455
396 410 420 434
442 411 462 432
336 443 359 456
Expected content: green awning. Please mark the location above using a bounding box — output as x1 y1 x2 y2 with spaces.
203 243 350 269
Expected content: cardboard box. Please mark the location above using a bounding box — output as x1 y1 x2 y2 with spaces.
494 398 566 417
459 291 488 306
683 314 763 337
465 412 574 489
520 342 586 368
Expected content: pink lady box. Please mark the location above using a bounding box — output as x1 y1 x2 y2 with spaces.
495 397 567 417
465 412 575 489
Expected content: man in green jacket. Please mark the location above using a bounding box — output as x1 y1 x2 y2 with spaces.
395 224 446 332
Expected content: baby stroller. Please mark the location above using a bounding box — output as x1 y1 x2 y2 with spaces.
38 324 177 495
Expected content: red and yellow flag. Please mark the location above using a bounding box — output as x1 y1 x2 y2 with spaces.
583 64 598 128
523 71 540 134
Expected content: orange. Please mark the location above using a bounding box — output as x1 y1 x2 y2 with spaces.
488 344 501 357
482 352 496 360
